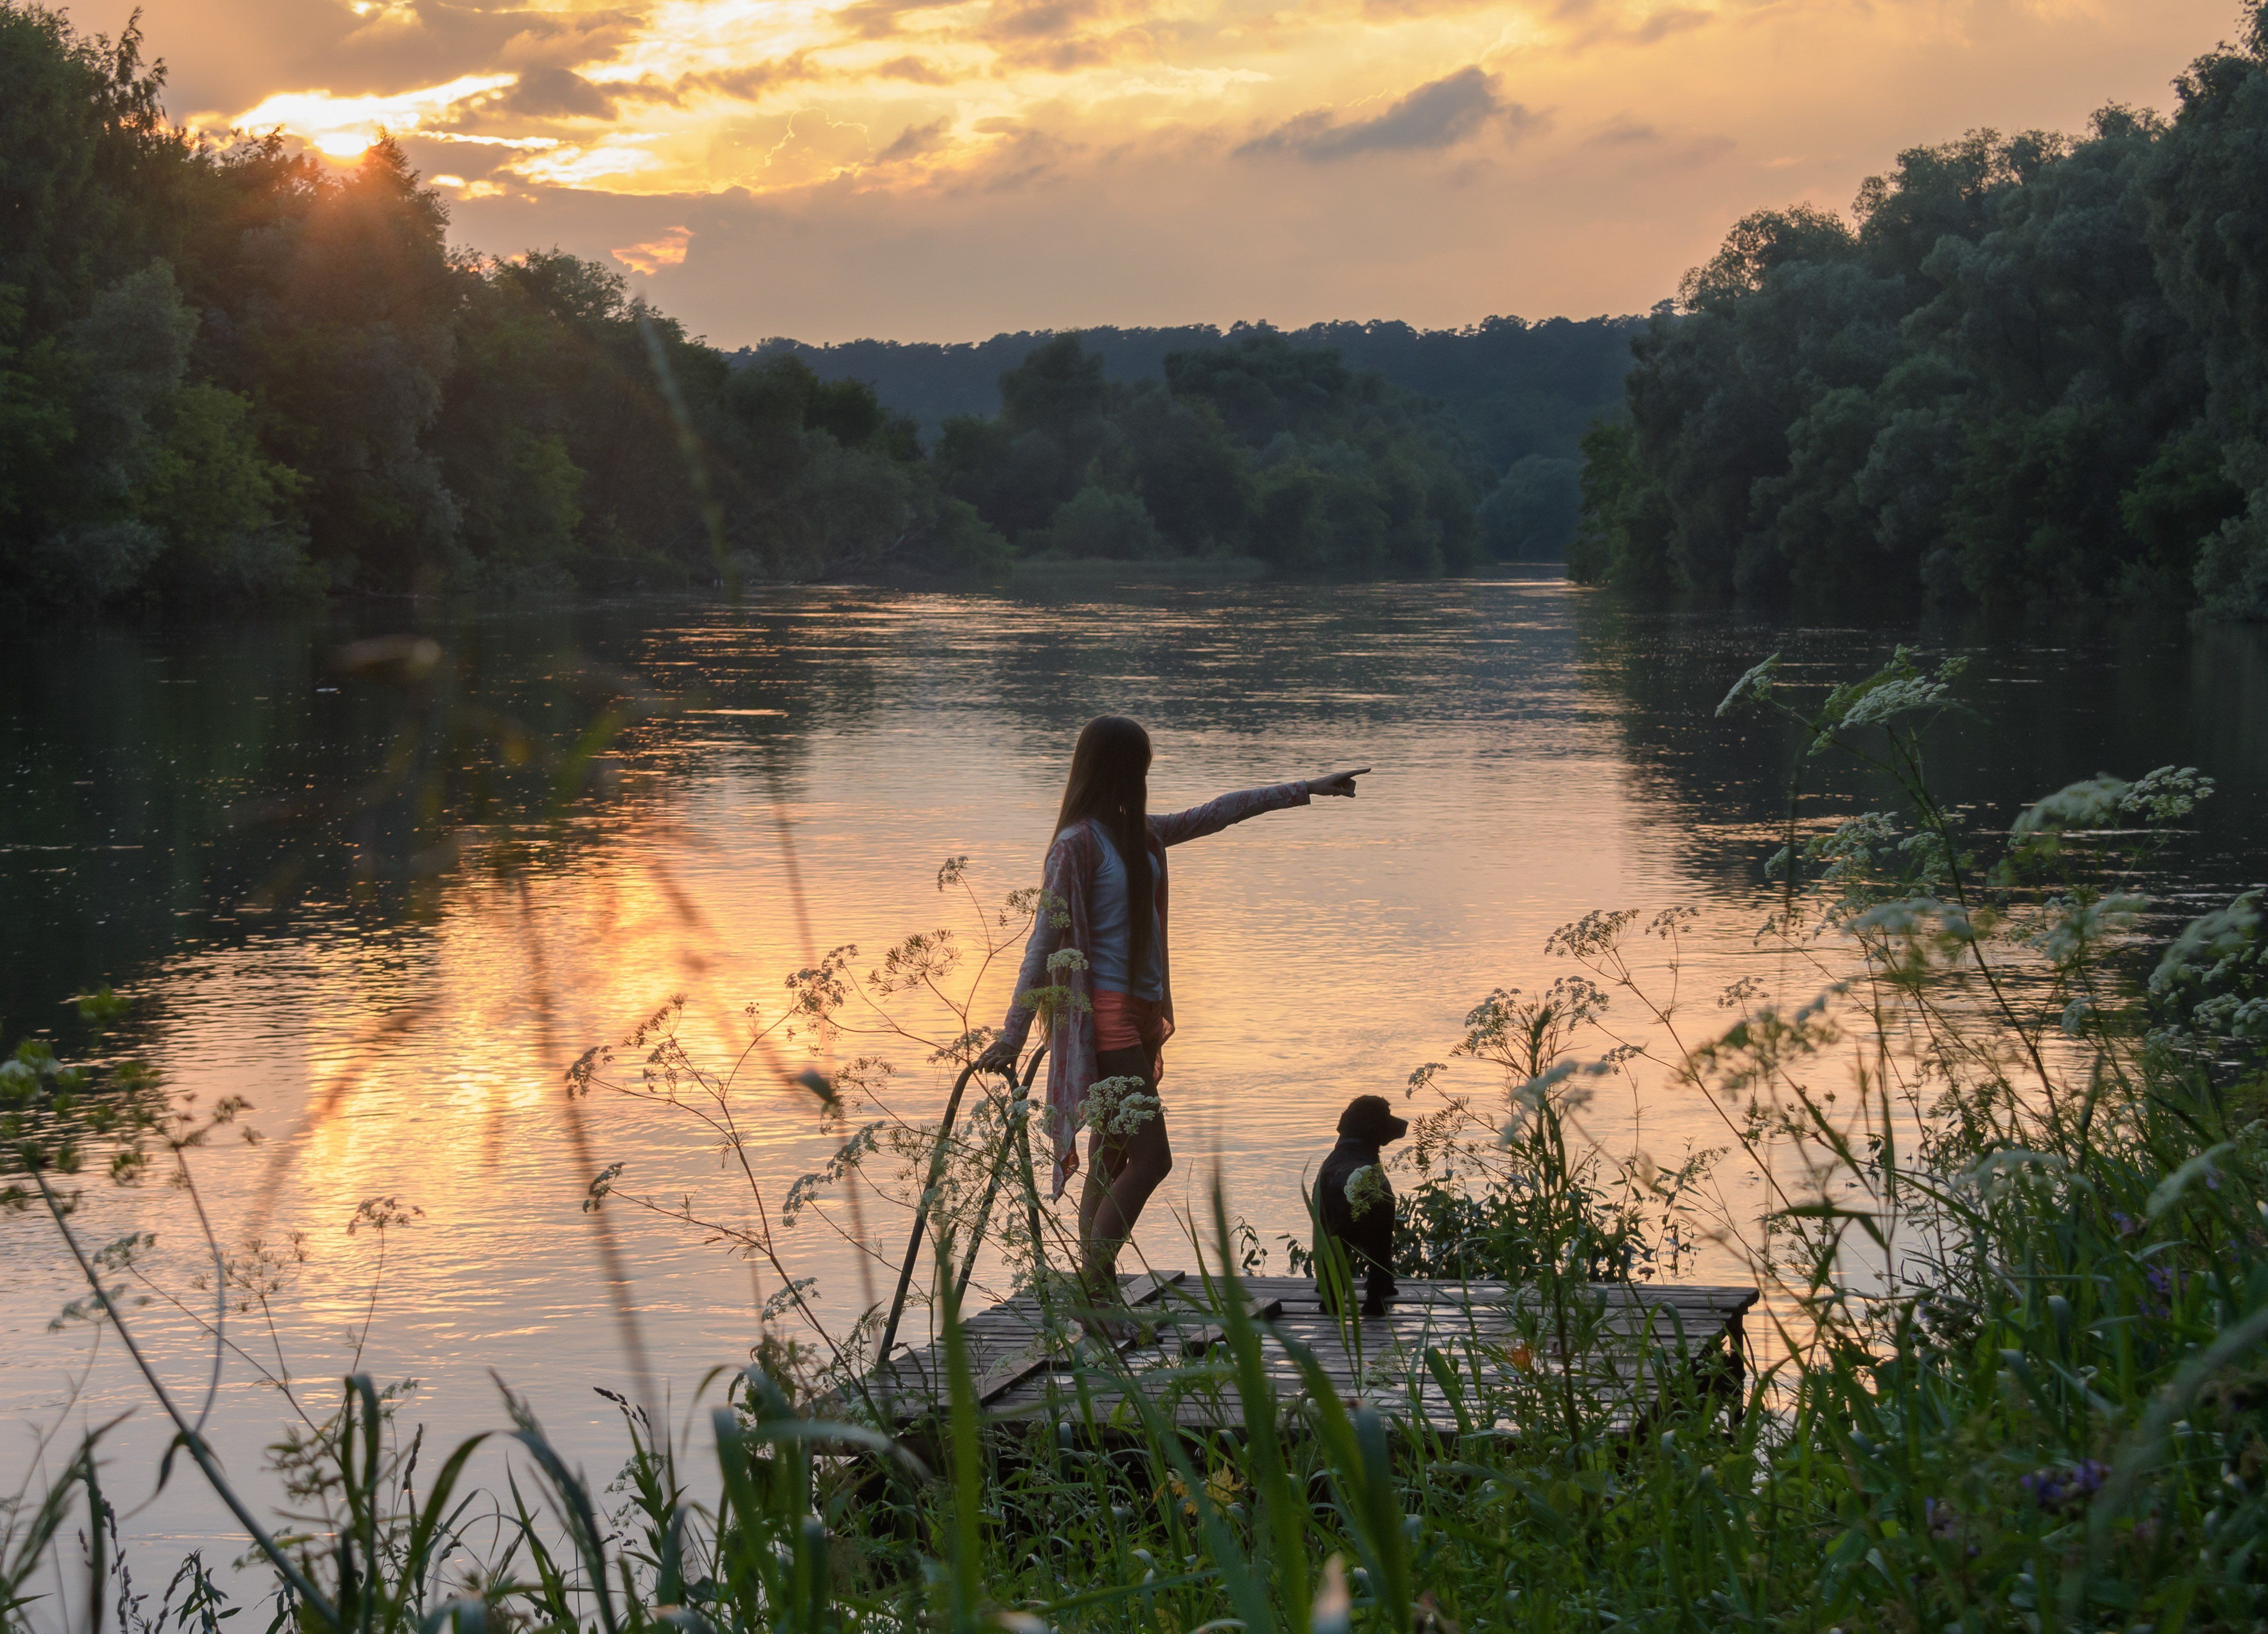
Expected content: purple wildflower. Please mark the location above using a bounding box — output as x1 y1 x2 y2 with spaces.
2021 1460 2110 1510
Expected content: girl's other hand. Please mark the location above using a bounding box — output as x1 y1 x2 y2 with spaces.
976 1037 1022 1076
1308 767 1370 797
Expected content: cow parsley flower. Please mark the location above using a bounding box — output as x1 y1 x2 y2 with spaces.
1344 1163 1391 1219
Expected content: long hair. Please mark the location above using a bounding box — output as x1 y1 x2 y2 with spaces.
1054 715 1154 984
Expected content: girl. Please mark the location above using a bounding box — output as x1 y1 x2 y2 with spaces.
978 714 1365 1307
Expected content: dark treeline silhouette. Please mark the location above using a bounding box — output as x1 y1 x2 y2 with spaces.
751 316 1642 561
746 319 1641 467
907 330 1491 572
0 2 1005 606
1574 2 2268 619
0 3 1625 608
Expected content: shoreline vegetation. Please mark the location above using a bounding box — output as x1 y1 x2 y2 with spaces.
1571 3 2268 624
0 3 1621 614
6 648 2268 1633
15 0 2268 624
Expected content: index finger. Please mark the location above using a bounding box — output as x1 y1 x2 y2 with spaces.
1342 767 1372 777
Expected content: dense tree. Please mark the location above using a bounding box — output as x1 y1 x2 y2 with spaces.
1 0 1605 600
747 314 1640 472
751 315 1641 561
1574 21 2268 618
933 333 1110 542
1106 381 1249 552
0 6 187 333
1480 455 1581 559
0 1 998 607
934 329 1487 573
2146 1 2268 616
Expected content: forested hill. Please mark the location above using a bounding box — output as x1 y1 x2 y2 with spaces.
1574 0 2268 620
0 1 1627 609
741 317 1642 473
741 315 1643 571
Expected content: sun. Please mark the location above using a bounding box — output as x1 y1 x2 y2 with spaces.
315 129 374 161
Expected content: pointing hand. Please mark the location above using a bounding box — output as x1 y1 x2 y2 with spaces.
1308 767 1371 797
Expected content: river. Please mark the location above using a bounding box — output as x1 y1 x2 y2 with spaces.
4 570 2264 1586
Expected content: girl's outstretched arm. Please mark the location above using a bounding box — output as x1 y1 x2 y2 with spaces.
1149 767 1369 848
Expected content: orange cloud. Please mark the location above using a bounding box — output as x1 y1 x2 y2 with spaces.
612 223 694 273
497 12 650 72
73 0 2229 342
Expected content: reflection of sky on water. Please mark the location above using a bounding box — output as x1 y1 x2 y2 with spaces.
4 576 2266 1590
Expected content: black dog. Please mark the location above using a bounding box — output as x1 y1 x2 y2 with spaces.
1313 1094 1409 1317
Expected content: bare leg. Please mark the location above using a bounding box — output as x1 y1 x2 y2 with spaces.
1082 1104 1173 1283
1077 1135 1116 1248
1077 1044 1171 1307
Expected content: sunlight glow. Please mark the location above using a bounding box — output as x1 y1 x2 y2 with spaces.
228 73 517 159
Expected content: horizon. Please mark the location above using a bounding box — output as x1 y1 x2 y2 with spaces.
64 0 2243 350
739 311 1643 353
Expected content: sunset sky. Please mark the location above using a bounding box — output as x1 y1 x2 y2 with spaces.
78 0 2245 345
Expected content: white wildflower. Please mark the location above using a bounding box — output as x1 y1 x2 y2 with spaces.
2024 892 2146 964
2121 765 2215 823
1512 1059 1575 1109
2151 891 2263 994
1715 654 1782 717
2013 776 2130 836
1848 896 1972 945
1953 1148 2063 1199
1344 1164 1391 1219
1084 1075 1159 1136
2192 993 2268 1040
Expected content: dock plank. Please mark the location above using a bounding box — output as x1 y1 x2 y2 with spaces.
969 1270 1186 1402
848 1275 1757 1436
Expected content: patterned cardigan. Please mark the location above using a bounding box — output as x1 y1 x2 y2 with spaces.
997 780 1313 1198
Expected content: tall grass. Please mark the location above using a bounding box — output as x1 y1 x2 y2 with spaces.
7 645 2268 1634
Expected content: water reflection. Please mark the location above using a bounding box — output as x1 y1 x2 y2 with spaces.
3 575 2264 1582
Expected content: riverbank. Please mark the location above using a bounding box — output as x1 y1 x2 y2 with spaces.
3 587 2265 1628
7 644 2266 1633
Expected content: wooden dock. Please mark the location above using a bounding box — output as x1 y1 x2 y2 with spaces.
858 1273 1759 1435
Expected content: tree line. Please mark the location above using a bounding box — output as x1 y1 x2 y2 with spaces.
0 2 1622 610
924 329 1494 572
1572 3 2268 619
0 3 1020 605
754 315 1642 561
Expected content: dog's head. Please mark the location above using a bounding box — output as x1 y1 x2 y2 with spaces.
1337 1094 1409 1145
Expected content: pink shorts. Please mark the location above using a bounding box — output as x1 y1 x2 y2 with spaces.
1093 989 1169 1056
